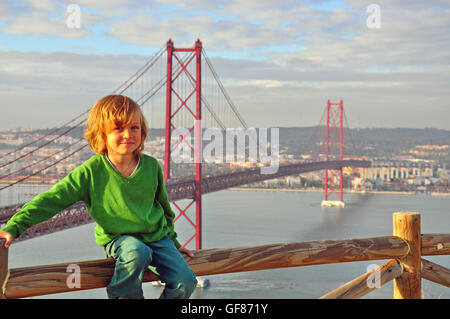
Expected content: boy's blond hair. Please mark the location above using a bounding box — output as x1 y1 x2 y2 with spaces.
84 95 148 157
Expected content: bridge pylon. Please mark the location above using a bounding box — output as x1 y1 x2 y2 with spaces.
321 100 345 208
164 39 203 249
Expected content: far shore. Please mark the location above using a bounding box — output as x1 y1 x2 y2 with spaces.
228 187 450 196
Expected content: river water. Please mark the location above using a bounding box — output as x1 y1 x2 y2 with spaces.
5 189 450 299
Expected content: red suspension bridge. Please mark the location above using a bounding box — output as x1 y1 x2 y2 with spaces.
0 39 369 249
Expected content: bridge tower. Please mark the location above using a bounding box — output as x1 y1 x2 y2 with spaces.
321 100 345 208
164 39 203 249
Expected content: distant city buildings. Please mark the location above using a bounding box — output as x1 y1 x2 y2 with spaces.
0 130 449 193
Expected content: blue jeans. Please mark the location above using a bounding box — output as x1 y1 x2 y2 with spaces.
104 235 197 299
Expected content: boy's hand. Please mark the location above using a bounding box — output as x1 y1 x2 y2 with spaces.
0 230 13 248
178 246 194 258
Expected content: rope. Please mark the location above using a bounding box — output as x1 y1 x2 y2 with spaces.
1 269 9 298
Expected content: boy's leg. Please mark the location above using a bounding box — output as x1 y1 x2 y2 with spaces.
148 236 197 299
104 235 152 299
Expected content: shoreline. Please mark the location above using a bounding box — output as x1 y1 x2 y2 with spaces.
228 187 450 196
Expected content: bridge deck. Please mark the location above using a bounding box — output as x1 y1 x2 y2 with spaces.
1 160 370 241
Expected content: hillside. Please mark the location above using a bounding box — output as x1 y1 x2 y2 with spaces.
279 126 449 156
1 126 449 162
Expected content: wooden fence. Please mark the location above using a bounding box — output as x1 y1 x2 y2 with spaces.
1 212 449 299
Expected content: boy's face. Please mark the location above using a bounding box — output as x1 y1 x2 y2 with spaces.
105 112 142 158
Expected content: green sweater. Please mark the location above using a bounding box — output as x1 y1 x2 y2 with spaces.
1 154 181 248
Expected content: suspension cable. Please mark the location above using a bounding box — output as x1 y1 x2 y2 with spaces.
0 118 86 169
202 50 248 129
0 143 89 191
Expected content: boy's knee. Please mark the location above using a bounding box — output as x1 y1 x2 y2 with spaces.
183 272 198 291
178 271 198 294
120 243 151 270
163 271 197 298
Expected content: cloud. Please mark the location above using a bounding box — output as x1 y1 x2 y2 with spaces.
105 12 212 47
102 1 324 52
0 0 449 130
275 3 450 71
2 11 90 39
0 49 147 93
60 0 142 10
23 0 57 11
0 49 151 129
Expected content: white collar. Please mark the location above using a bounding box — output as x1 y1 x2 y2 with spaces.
106 154 140 178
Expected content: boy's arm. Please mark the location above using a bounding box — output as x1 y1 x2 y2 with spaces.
0 165 89 241
155 163 182 249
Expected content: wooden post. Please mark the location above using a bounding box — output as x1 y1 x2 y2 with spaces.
0 239 8 299
393 212 422 299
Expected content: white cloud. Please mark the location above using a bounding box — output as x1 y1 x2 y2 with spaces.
23 0 57 11
0 0 449 130
105 12 213 47
60 0 142 10
153 0 228 11
228 79 405 89
0 50 144 92
2 10 91 39
0 49 151 129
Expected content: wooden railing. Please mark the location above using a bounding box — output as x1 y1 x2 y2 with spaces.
1 212 449 299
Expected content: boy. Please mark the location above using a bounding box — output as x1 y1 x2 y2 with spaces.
0 95 197 299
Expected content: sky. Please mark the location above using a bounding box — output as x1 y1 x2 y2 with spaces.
0 0 449 130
